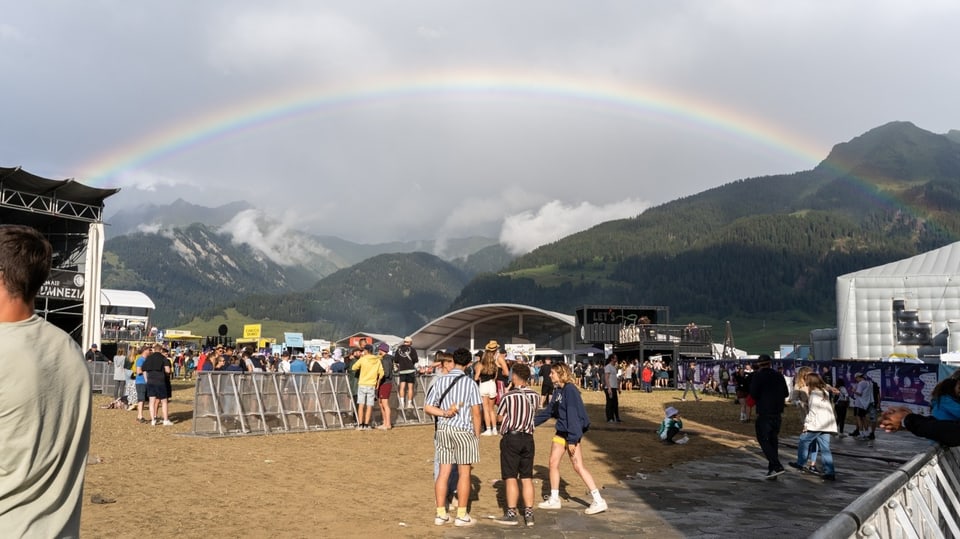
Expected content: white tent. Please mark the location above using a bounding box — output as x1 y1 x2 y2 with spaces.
837 241 960 359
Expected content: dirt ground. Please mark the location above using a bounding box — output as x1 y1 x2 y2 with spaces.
81 381 803 538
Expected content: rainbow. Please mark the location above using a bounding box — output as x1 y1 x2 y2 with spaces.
75 69 830 186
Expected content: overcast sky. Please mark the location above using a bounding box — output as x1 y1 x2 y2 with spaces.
3 2 959 255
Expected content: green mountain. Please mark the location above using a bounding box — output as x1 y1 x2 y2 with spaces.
451 122 960 350
102 223 319 327
209 252 470 337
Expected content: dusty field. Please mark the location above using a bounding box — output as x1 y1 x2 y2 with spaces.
81 382 803 538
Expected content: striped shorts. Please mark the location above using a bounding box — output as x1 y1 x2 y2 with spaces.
435 425 480 465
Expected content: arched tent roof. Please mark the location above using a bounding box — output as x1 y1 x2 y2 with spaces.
408 303 575 354
100 289 156 310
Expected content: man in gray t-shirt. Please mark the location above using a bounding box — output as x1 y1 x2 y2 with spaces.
603 355 621 422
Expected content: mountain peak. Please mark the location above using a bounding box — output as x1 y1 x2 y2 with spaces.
817 121 960 183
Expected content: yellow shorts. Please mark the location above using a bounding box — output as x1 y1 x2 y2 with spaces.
552 435 568 445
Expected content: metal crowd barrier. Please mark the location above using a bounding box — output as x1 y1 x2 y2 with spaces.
191 372 437 436
813 445 960 538
86 360 114 393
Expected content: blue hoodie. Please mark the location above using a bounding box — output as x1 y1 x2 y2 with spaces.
535 383 591 443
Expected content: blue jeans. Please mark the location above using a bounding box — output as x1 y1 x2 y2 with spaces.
796 431 834 475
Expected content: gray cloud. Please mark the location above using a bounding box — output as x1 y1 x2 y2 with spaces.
3 1 959 248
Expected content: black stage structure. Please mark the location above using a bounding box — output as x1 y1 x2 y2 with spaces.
0 166 119 344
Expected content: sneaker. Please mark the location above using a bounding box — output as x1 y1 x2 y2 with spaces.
454 514 476 527
151 419 157 426
584 499 607 515
822 474 836 481
805 465 821 475
850 429 860 437
523 512 535 527
481 429 494 436
765 469 785 480
538 498 562 509
867 433 875 440
491 428 498 435
675 435 689 444
162 420 174 426
434 515 450 526
493 512 518 526
787 462 803 471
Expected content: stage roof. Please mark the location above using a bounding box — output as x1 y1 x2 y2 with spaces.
408 303 575 352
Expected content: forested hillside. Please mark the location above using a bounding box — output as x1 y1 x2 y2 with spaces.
203 252 470 336
453 122 960 338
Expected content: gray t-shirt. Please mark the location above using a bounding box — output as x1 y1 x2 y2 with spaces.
0 315 90 537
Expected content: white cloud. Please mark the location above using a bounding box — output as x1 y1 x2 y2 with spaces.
499 199 650 255
206 8 388 76
0 23 23 41
111 170 197 192
219 209 331 266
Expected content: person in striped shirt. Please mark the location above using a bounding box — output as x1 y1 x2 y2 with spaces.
493 362 541 527
424 348 483 527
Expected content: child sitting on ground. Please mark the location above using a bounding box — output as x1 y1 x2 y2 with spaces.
658 407 687 444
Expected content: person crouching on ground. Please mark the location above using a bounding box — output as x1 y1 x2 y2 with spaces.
534 363 607 515
658 407 685 444
493 362 541 527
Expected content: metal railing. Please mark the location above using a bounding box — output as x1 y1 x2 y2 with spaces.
618 324 713 345
86 360 114 393
813 445 960 538
191 372 436 436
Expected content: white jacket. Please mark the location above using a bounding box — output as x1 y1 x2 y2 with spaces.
803 389 838 433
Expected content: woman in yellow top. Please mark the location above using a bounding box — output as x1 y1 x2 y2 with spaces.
475 340 509 436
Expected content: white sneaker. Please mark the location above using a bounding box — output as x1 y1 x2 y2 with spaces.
454 514 476 527
538 498 561 509
481 429 494 436
434 514 450 526
676 435 689 445
150 419 157 426
585 499 607 515
491 427 498 435
162 420 174 426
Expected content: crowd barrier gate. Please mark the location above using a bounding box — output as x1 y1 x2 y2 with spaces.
813 445 960 538
86 361 114 393
191 372 436 436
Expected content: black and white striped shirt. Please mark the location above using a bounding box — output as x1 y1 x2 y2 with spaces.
497 386 540 435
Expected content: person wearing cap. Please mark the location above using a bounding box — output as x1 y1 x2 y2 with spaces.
475 340 509 436
395 337 419 409
376 343 394 429
352 344 384 430
658 407 685 444
289 353 308 373
749 354 789 479
85 343 105 362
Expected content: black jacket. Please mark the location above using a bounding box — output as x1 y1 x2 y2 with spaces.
749 367 788 416
904 414 960 447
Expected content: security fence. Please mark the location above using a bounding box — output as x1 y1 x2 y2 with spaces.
813 445 960 538
191 372 435 436
87 360 114 393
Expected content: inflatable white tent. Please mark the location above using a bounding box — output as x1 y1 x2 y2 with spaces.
837 241 960 359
